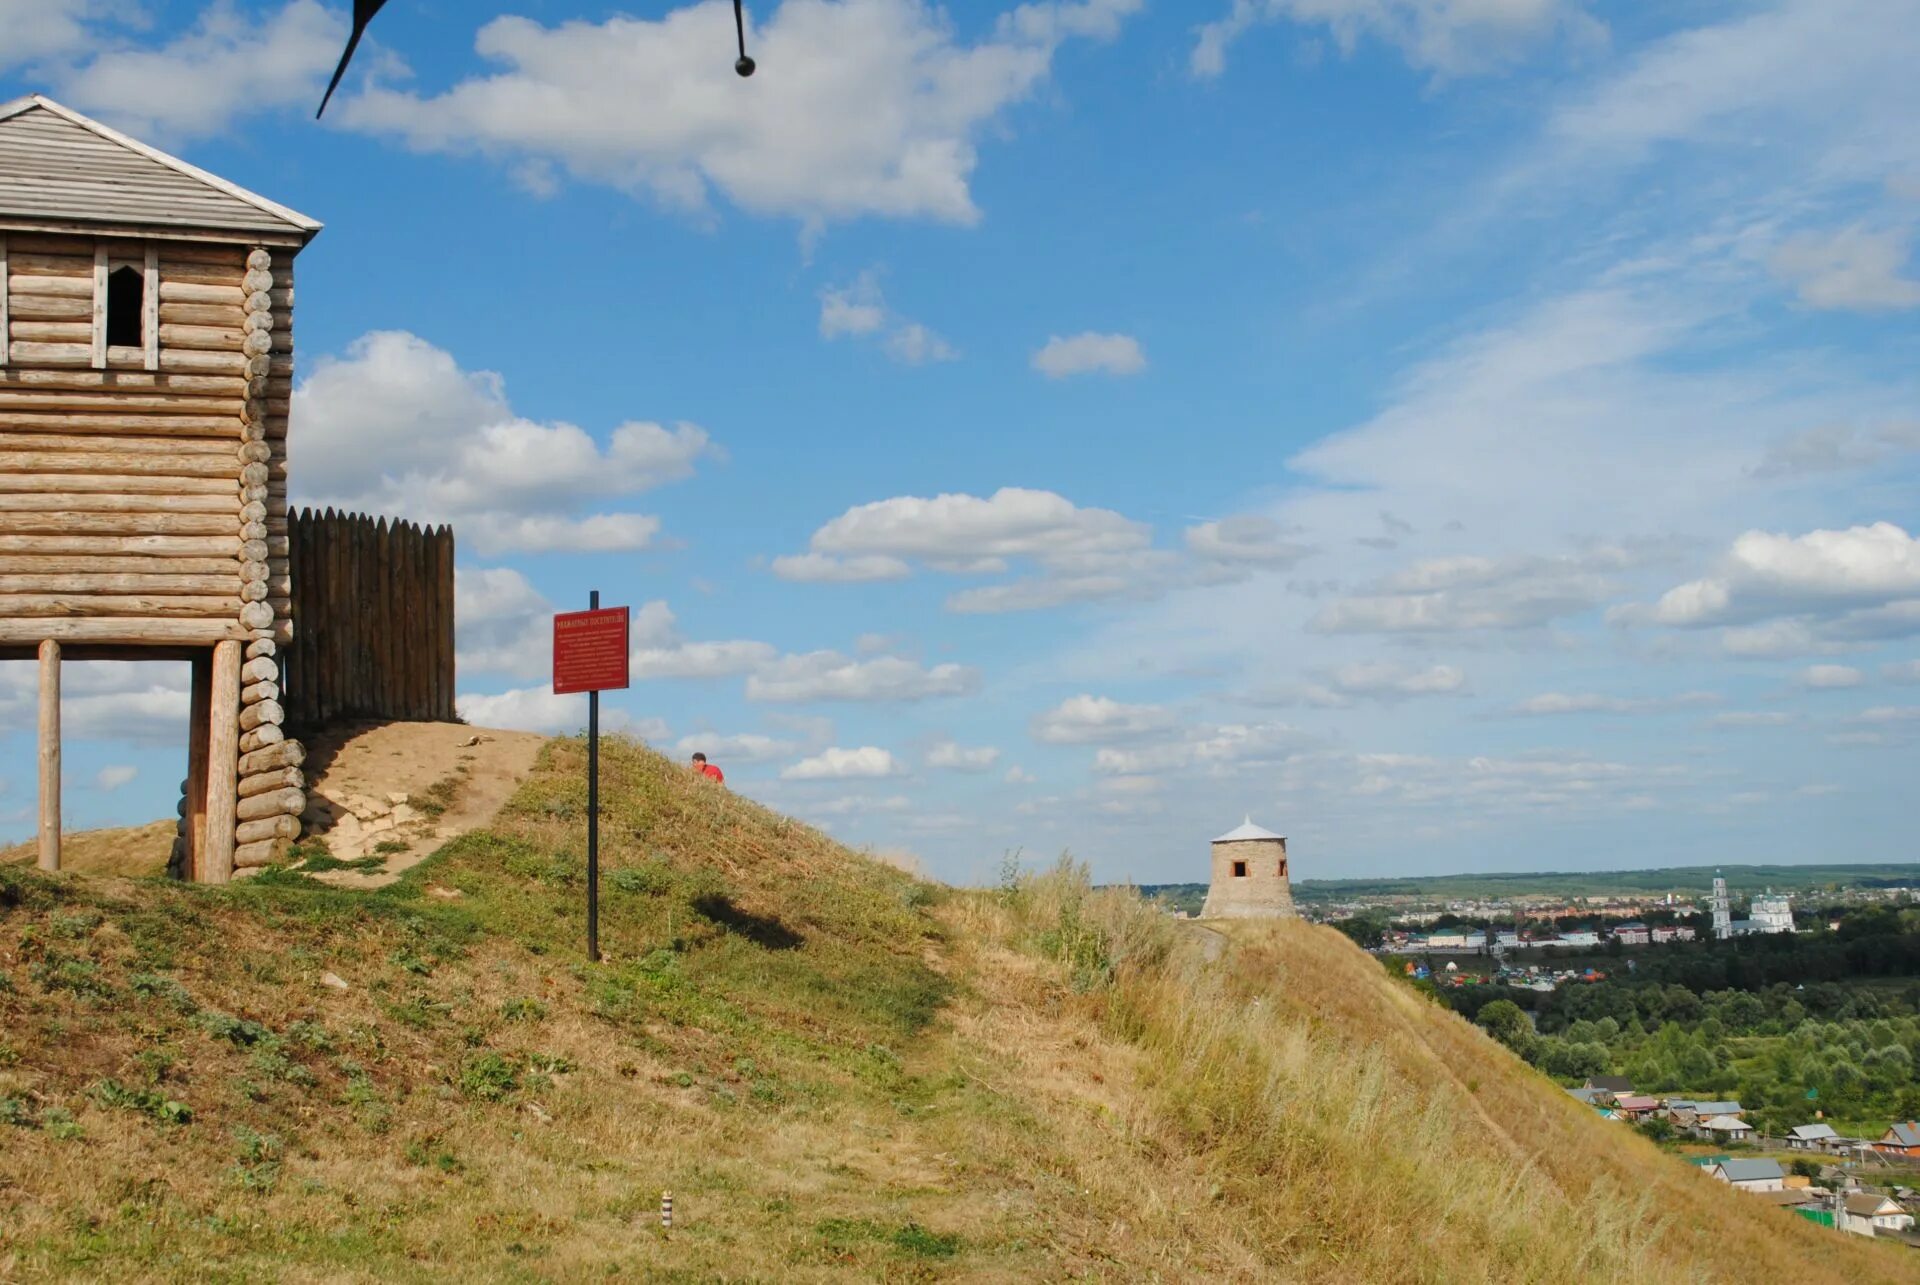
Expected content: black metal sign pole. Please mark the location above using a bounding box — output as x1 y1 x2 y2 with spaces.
587 588 601 963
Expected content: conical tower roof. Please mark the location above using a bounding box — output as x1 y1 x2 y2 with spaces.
1212 816 1284 843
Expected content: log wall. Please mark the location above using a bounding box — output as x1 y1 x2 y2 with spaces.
281 509 456 731
0 231 295 648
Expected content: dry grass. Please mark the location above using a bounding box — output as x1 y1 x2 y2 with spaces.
0 821 173 878
0 738 1909 1281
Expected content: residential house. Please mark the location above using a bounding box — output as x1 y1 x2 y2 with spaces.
1786 1123 1840 1151
1757 1188 1814 1210
1697 1114 1754 1143
1565 1087 1605 1107
1709 1158 1785 1192
1612 922 1650 945
1877 1123 1920 1158
1841 1193 1915 1237
1613 1095 1661 1120
1691 1101 1743 1119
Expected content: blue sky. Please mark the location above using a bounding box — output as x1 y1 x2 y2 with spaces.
2 0 1918 885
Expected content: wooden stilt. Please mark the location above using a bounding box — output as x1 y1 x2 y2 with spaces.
203 638 241 883
185 651 212 881
37 637 60 871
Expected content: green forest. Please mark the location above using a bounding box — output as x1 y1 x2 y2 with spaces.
1430 906 1920 1137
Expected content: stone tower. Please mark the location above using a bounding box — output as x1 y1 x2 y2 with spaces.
1200 818 1295 919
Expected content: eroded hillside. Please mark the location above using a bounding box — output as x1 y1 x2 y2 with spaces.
0 737 1906 1281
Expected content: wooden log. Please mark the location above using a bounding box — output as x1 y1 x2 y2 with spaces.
0 452 235 478
8 320 91 344
0 475 233 498
0 554 238 575
238 723 284 755
5 341 90 366
158 281 244 306
9 252 92 276
0 411 239 435
185 653 211 881
233 838 291 870
237 739 303 775
4 275 90 299
0 513 238 536
158 302 245 327
160 323 245 351
91 247 106 370
0 431 233 455
0 534 242 556
241 655 278 684
38 639 59 871
234 814 299 845
0 369 246 396
143 246 160 372
203 639 241 883
238 698 283 732
7 295 92 322
238 766 303 799
0 390 245 415
0 493 234 514
236 787 303 822
240 679 279 705
0 593 241 618
162 244 248 268
245 637 277 660
239 600 274 631
159 349 248 376
0 573 242 595
0 617 246 645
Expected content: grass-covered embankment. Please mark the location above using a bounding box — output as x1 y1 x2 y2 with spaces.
1 735 1909 1280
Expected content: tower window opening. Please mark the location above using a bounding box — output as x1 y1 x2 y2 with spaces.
1278 860 1288 878
106 265 143 348
1232 860 1247 878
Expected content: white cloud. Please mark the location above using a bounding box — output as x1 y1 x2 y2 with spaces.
927 740 1000 771
671 732 798 763
455 567 554 678
779 486 1170 611
294 331 712 556
1801 664 1865 689
1854 705 1920 725
0 0 99 70
1513 690 1717 716
1314 548 1633 633
1885 660 1920 684
455 685 665 738
768 553 913 583
781 746 902 780
1191 0 1597 80
1031 332 1145 378
1710 711 1795 730
94 765 137 792
337 0 1141 225
1768 226 1920 312
44 1 344 143
819 271 957 364
1004 765 1036 784
1090 720 1308 776
1185 516 1312 570
746 652 979 702
1626 523 1920 630
1031 695 1173 744
633 639 779 680
803 793 913 815
1750 420 1920 479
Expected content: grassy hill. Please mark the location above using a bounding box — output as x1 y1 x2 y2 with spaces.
0 738 1908 1281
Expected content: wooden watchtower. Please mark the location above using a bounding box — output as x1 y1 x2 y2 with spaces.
1 95 318 882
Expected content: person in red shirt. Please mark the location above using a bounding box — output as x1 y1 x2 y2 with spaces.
690 752 725 785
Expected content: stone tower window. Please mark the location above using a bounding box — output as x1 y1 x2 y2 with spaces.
105 264 143 347
1278 859 1288 878
1232 860 1247 878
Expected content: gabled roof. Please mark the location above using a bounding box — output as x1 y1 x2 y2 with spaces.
0 95 320 239
1213 817 1283 843
1691 1101 1742 1117
1713 1158 1783 1183
1845 1193 1901 1217
1613 1095 1659 1111
1701 1115 1750 1132
1884 1122 1920 1146
1789 1124 1839 1141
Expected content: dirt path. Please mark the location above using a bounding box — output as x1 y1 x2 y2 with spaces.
297 721 546 887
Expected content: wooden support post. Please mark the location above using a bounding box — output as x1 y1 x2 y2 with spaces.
185 651 212 881
37 638 60 871
203 639 242 883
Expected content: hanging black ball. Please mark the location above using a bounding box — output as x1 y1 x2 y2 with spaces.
735 55 756 77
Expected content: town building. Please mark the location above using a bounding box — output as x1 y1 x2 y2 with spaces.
1749 893 1794 934
1786 1123 1840 1151
1877 1122 1920 1158
1199 818 1295 920
1709 1158 1784 1192
1841 1193 1914 1237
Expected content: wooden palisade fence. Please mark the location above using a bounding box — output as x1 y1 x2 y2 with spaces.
282 508 455 730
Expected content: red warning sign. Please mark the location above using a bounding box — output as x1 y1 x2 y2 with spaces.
552 606 630 695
